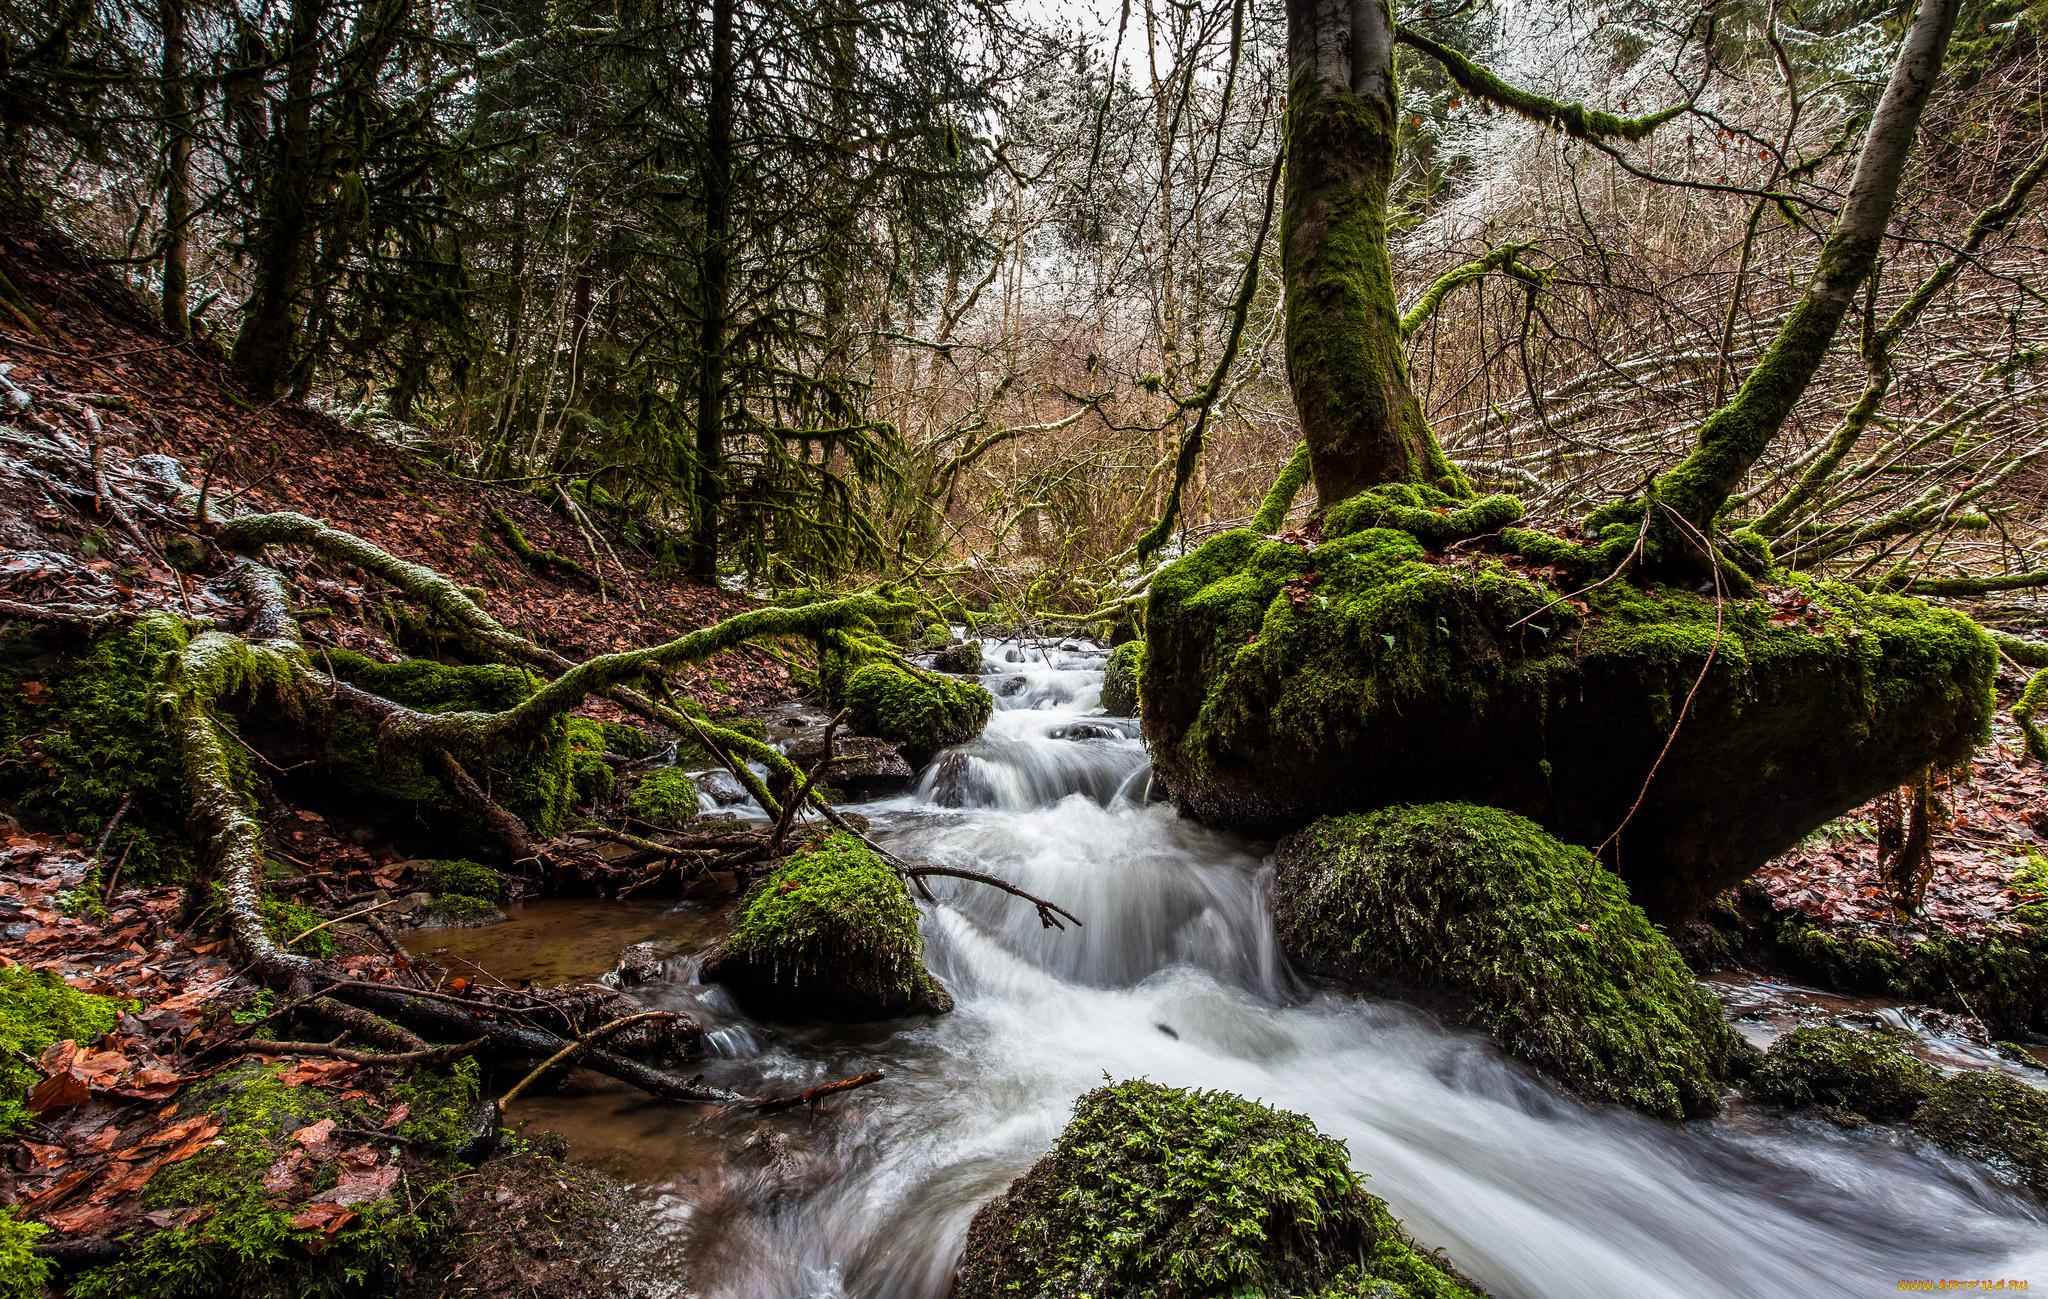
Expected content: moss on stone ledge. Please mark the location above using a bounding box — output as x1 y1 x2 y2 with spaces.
1100 640 1144 717
1909 1070 2048 1198
1744 1025 1937 1119
699 830 950 1021
1143 521 1995 922
1273 804 1748 1119
954 1079 1483 1299
626 767 703 826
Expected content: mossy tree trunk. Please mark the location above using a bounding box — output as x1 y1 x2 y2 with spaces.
1282 0 1468 506
1648 0 1961 560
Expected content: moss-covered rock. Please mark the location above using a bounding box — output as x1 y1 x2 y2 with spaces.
699 830 950 1021
1910 1069 2048 1197
1100 639 1143 717
1274 804 1747 1118
427 858 508 906
932 639 985 675
321 648 580 841
0 966 126 1134
845 662 992 766
954 1080 1482 1299
70 1060 479 1299
626 767 702 826
1743 1025 1937 1119
1143 521 1995 922
0 617 196 878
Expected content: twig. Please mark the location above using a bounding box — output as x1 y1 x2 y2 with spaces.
771 709 845 852
754 1069 886 1114
901 865 1084 930
285 895 409 949
244 1037 487 1066
1596 503 1726 862
90 791 134 862
495 1011 680 1109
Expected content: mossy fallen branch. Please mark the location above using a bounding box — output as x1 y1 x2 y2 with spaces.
1249 440 1313 534
1395 26 1690 142
487 506 591 580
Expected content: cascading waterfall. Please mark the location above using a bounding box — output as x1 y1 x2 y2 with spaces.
613 636 2047 1299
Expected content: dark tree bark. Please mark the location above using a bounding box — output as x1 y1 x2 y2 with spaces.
232 0 326 397
159 0 191 338
691 0 735 583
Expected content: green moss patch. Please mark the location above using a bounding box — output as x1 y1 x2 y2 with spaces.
71 1061 479 1299
427 859 508 904
844 662 991 765
0 616 195 878
0 1207 50 1299
626 767 702 826
954 1080 1481 1299
1274 804 1748 1118
1910 1070 2048 1197
700 830 950 1021
0 967 126 1134
1744 1026 1937 1119
321 647 579 840
1143 522 1995 922
1100 640 1144 717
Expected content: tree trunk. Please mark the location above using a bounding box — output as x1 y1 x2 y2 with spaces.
690 0 734 584
159 0 191 338
1282 0 1466 506
232 0 325 398
1652 0 1961 548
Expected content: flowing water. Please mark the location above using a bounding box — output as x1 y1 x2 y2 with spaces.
442 637 2048 1297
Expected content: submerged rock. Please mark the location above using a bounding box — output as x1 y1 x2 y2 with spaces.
1142 523 1994 923
699 830 951 1021
780 733 915 800
953 1080 1484 1299
1273 803 1749 1119
1098 638 1143 717
1743 1025 1937 1119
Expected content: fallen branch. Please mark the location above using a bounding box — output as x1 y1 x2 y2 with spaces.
495 1011 681 1110
755 1069 886 1114
244 1036 488 1066
901 866 1084 931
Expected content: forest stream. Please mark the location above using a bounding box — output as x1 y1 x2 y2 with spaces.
411 637 2048 1299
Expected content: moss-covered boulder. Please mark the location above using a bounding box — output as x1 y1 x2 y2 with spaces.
845 662 992 766
699 830 951 1021
1099 639 1143 717
1910 1070 2048 1197
1743 1025 1937 1118
954 1080 1482 1299
626 767 703 826
1273 804 1747 1118
1143 521 1994 922
1 617 198 878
